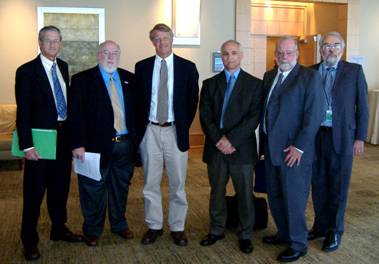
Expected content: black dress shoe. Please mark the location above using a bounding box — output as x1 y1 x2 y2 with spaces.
200 233 225 246
262 234 287 245
51 231 84 242
171 231 188 246
84 235 98 247
322 232 340 252
23 245 40 261
117 228 134 240
277 247 306 262
308 229 326 240
141 229 163 245
239 239 254 254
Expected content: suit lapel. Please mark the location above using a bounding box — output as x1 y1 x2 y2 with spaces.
144 56 155 104
93 67 114 114
35 56 57 112
271 63 300 100
332 60 346 97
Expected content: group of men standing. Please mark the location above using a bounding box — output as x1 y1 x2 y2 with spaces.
15 23 368 263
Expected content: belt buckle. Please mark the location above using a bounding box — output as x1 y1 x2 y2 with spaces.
113 136 121 142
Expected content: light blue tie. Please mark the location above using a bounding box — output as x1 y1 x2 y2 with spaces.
51 63 67 119
220 74 236 129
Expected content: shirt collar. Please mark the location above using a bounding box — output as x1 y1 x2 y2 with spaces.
155 53 174 66
224 68 241 80
40 54 56 69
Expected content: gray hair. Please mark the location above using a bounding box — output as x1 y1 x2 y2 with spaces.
149 23 174 41
98 40 121 53
38 25 62 41
275 36 298 52
221 40 241 52
319 31 345 49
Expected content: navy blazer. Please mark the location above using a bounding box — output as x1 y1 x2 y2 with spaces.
15 55 69 150
134 54 199 152
68 66 136 167
310 60 369 155
200 70 263 164
261 63 324 166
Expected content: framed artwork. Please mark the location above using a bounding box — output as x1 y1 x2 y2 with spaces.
172 0 201 45
37 7 105 77
212 52 224 72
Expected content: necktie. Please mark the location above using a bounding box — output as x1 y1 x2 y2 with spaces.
324 67 335 106
220 74 236 129
263 73 283 133
156 59 168 124
109 76 124 132
51 63 67 119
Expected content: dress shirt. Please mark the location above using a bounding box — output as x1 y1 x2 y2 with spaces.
40 54 67 121
319 62 338 127
149 53 174 122
99 66 128 135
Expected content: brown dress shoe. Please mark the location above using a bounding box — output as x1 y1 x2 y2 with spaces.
51 231 84 242
117 228 134 239
84 235 98 247
23 245 40 261
171 231 188 246
141 229 163 245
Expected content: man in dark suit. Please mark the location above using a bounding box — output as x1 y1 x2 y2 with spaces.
308 32 369 252
199 40 263 254
260 36 323 262
135 23 199 246
15 25 83 261
69 40 136 247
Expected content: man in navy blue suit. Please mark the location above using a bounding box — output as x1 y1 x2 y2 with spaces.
308 32 369 252
15 25 83 261
260 36 323 262
135 23 199 246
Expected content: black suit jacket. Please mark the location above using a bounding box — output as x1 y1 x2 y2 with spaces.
200 70 263 164
134 54 199 152
310 60 369 155
260 64 324 166
15 55 69 149
68 66 136 167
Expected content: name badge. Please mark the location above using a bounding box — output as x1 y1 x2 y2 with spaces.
326 109 332 122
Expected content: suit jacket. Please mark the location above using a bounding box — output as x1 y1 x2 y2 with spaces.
200 70 263 164
134 54 199 152
260 63 324 166
310 60 369 155
15 55 69 150
68 66 136 167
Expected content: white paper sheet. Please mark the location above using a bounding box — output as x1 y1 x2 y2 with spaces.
73 152 101 181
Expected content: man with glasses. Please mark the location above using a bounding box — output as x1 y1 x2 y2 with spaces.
260 36 323 262
308 31 369 252
135 23 199 246
69 40 136 247
15 25 83 261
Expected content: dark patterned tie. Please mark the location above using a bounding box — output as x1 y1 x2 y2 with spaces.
156 59 168 124
324 67 335 106
220 74 236 129
51 63 67 119
263 73 283 133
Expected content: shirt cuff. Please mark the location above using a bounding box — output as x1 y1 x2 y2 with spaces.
294 147 304 154
23 147 35 152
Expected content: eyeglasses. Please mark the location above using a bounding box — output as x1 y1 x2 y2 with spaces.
152 36 172 43
42 39 60 45
101 50 120 57
322 43 342 50
276 50 296 57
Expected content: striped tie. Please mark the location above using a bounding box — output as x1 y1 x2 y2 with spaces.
51 63 67 119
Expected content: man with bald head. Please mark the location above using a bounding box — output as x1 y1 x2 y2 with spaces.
260 36 323 262
199 40 263 254
69 40 136 247
308 32 368 252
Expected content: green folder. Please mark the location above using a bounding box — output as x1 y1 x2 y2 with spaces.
11 129 57 160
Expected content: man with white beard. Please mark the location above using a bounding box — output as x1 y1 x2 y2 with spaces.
308 32 369 252
69 40 137 247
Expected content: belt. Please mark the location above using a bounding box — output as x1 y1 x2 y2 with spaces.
112 134 129 142
320 126 332 133
57 121 66 128
149 121 175 127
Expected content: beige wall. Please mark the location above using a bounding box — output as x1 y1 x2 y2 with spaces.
0 0 235 107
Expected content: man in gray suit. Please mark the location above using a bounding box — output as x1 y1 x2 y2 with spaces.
308 32 369 252
199 40 263 254
260 36 323 262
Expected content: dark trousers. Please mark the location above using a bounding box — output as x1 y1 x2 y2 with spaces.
265 144 311 252
21 123 72 246
78 139 134 237
207 153 255 240
311 129 353 236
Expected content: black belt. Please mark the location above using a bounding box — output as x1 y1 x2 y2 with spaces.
320 126 332 133
57 121 66 128
150 121 175 127
112 134 129 142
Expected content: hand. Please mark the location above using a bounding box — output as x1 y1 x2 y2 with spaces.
216 135 236 155
72 147 85 161
283 145 302 167
353 140 365 156
24 148 41 161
